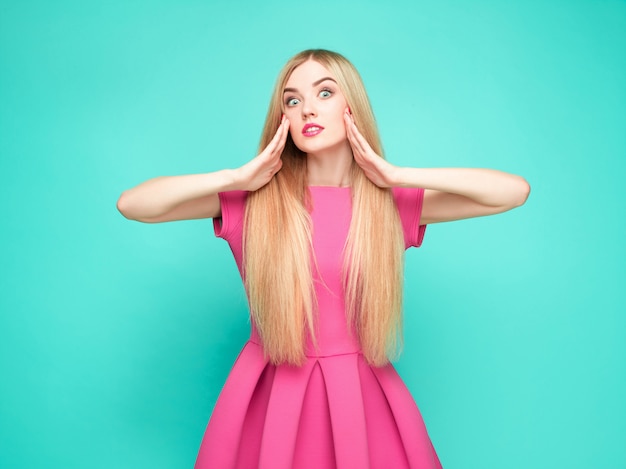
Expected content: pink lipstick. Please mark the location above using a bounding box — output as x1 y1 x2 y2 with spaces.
302 123 324 137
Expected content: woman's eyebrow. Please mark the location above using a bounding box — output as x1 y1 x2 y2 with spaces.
312 76 337 86
283 77 337 94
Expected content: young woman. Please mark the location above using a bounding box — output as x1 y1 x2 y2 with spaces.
118 49 529 469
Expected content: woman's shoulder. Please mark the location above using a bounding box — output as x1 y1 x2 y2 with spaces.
391 186 427 248
219 190 249 205
213 191 249 241
391 186 425 207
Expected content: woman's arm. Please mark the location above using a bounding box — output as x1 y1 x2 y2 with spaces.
394 167 530 224
344 111 530 224
116 170 236 223
117 117 290 223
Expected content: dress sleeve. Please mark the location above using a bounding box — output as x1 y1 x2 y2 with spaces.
392 187 427 249
212 190 248 242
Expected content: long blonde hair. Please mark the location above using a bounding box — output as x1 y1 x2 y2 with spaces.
244 50 405 366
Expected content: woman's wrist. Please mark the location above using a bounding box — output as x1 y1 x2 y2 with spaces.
390 166 418 188
226 166 254 192
215 168 240 192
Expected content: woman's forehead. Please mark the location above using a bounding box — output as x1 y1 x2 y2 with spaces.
285 60 334 88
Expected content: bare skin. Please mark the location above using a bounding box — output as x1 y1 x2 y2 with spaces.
343 109 529 224
117 60 529 223
117 116 290 222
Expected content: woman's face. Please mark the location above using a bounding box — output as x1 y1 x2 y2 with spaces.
282 60 349 155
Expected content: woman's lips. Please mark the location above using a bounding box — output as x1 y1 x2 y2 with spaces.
302 123 324 137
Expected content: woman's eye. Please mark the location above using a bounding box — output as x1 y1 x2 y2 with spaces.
319 89 332 98
286 97 300 106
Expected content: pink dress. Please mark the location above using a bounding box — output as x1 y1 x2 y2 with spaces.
195 186 442 469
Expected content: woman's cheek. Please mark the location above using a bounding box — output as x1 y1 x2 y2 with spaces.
288 130 306 152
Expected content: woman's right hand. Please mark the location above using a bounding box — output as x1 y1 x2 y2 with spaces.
235 116 290 192
117 117 291 223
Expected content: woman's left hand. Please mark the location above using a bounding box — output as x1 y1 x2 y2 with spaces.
344 110 399 188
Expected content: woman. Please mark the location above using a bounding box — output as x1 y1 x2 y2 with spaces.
118 49 529 469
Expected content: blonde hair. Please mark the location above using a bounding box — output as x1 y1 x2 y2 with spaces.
244 50 405 366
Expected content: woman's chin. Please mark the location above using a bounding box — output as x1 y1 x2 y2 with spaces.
293 138 349 157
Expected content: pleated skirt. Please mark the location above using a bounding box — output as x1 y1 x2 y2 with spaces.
195 341 442 469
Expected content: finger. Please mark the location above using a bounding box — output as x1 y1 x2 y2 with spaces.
280 117 290 143
264 118 289 159
272 119 290 156
343 113 360 151
344 113 367 156
272 118 288 146
274 158 283 174
349 121 372 157
346 115 366 159
346 134 365 167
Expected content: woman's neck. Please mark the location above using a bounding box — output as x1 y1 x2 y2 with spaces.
306 142 353 187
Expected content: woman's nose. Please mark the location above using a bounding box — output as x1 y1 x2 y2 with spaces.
301 101 317 119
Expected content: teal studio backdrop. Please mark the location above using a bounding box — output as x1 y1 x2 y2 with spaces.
0 1 624 468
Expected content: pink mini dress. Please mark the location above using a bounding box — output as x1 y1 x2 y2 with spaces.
195 186 442 469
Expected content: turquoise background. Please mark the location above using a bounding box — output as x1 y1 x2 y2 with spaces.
1 0 624 467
